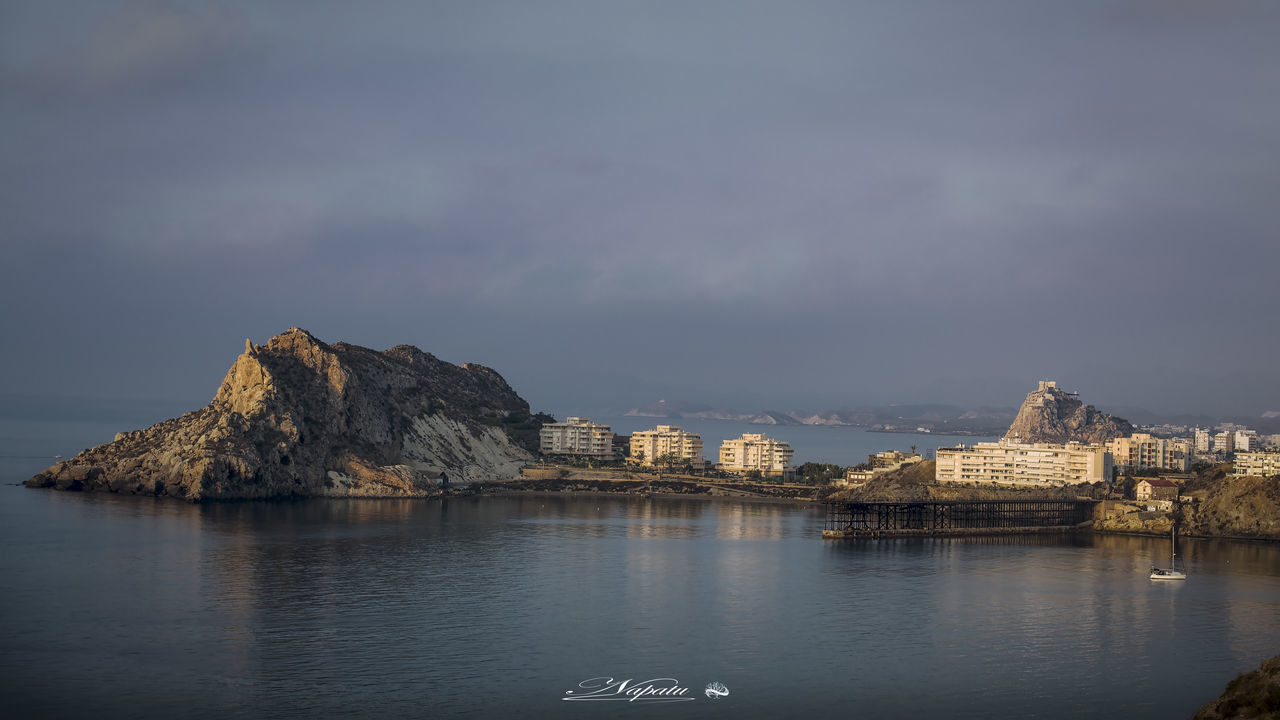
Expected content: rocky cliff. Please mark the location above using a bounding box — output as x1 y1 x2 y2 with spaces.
1193 654 1280 720
26 328 537 501
1003 380 1133 444
1181 467 1280 540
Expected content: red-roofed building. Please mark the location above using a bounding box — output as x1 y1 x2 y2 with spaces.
1134 477 1179 506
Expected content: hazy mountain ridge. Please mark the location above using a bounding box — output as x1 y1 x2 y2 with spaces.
624 400 1015 433
26 329 534 500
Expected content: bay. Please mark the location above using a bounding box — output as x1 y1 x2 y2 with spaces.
2 485 1278 718
2 414 1277 719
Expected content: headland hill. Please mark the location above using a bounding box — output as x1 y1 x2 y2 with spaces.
22 329 1280 541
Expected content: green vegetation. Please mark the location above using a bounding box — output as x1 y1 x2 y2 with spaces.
478 410 556 454
797 462 845 485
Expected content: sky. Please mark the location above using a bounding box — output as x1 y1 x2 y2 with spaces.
2 0 1278 419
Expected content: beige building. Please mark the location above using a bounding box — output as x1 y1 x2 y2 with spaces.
1232 451 1280 478
870 450 923 471
839 469 875 488
1134 477 1180 511
936 439 1113 486
718 433 795 478
630 425 707 469
1213 431 1235 454
539 417 616 459
1107 433 1191 472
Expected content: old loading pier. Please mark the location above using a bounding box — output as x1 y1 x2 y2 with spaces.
823 499 1098 538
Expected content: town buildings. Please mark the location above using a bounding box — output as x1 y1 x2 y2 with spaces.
718 433 795 479
630 425 707 470
1232 451 1280 478
1107 433 1191 472
539 417 617 459
935 439 1112 486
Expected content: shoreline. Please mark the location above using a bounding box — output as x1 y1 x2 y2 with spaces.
469 487 819 506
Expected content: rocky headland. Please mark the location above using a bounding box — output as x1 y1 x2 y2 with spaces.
26 328 539 501
1004 380 1133 444
1193 654 1280 720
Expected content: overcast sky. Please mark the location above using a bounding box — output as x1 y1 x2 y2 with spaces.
2 0 1278 418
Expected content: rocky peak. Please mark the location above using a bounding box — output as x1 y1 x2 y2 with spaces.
1003 380 1133 444
27 329 539 501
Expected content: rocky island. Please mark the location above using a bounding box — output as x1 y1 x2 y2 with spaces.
26 328 540 501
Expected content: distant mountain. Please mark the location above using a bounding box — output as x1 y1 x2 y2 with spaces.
624 401 802 425
1004 381 1134 444
623 400 1013 433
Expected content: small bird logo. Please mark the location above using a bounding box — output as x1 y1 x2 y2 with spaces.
704 682 729 699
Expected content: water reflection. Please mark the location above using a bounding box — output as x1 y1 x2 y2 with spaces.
2 489 1277 720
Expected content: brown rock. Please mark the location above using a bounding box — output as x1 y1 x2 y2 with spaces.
1193 654 1280 720
26 328 537 501
1003 380 1133 444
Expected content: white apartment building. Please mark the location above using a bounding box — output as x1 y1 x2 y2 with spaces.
935 439 1113 486
539 417 617 459
1194 428 1211 454
1234 429 1259 452
1107 433 1191 472
718 433 795 478
630 425 706 469
1232 451 1280 478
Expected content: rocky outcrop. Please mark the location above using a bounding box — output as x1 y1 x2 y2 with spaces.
1182 474 1280 540
1193 654 1280 720
26 328 537 501
1092 504 1175 535
1003 380 1133 444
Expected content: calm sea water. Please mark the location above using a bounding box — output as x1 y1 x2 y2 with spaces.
578 414 997 466
2 414 1278 718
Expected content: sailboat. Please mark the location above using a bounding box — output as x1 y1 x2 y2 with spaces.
1150 525 1186 580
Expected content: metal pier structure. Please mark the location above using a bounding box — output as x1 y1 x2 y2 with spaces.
822 499 1098 538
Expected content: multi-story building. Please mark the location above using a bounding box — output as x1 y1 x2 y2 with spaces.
1213 431 1235 455
935 439 1112 486
1234 429 1258 453
630 425 706 469
1107 433 1191 472
1231 451 1280 478
539 417 616 459
718 433 795 479
1194 428 1211 454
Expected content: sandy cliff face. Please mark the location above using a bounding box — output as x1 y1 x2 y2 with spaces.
1183 475 1280 540
26 328 535 500
1003 382 1133 444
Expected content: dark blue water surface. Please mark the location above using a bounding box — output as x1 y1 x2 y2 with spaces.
2 483 1278 719
1 414 1278 719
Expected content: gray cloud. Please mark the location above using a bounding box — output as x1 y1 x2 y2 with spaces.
2 0 1278 418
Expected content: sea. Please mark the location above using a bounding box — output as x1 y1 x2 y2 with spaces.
2 403 1278 719
568 413 998 467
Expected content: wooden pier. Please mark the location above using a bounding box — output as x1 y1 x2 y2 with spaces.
822 499 1098 538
